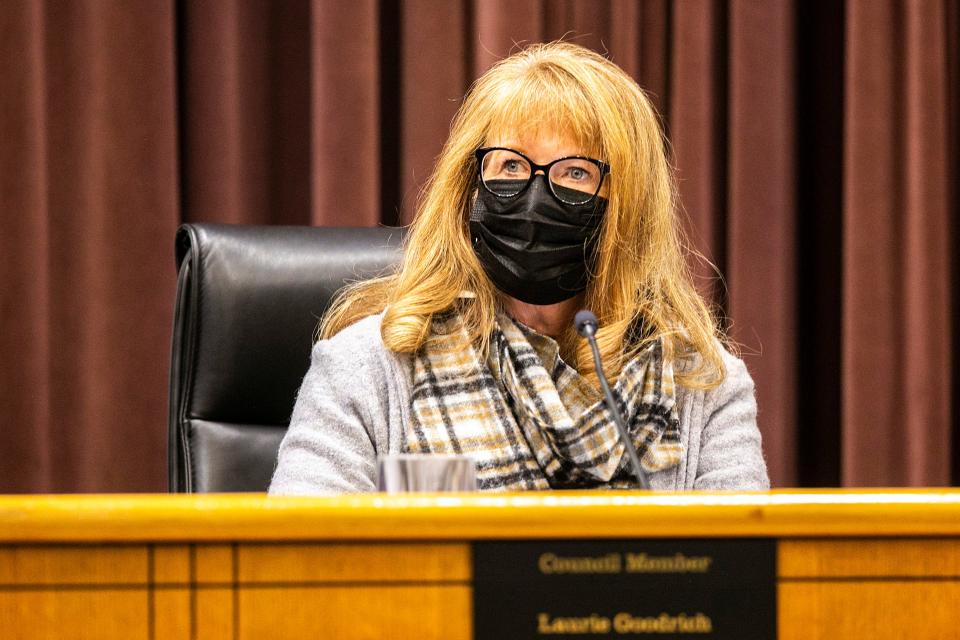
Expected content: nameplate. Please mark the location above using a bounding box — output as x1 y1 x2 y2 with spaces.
473 539 776 639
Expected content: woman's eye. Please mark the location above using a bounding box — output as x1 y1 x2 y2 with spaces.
503 160 522 173
562 166 593 182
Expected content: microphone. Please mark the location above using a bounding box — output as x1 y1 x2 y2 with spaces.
574 310 651 490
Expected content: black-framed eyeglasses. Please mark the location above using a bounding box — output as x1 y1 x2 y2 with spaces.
474 147 611 206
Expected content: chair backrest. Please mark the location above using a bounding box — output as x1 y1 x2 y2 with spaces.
168 224 404 492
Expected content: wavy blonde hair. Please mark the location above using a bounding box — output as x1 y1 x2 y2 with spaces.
321 41 725 389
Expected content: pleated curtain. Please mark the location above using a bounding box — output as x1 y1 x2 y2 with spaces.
1 0 957 491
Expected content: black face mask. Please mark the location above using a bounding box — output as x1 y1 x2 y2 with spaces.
469 177 607 305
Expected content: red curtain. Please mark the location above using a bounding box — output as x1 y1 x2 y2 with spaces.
2 1 179 491
1 0 957 491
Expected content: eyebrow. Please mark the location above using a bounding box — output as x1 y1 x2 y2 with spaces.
490 144 590 163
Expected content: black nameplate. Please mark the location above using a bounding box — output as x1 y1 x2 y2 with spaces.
473 539 776 639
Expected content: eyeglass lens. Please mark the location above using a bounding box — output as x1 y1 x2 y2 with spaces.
480 149 602 204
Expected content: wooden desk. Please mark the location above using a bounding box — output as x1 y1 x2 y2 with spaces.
0 490 958 639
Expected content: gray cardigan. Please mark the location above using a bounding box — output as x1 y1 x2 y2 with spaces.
269 314 769 494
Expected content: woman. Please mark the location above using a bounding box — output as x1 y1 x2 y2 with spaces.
269 42 768 494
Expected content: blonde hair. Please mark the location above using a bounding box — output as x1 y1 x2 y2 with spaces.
321 41 725 388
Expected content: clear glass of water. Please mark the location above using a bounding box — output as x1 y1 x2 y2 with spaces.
376 454 478 493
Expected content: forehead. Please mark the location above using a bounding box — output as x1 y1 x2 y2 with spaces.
483 79 603 158
485 129 589 162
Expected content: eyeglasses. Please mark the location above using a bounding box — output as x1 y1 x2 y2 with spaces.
475 147 611 206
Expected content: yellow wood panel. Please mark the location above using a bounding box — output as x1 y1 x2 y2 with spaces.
238 543 470 583
196 544 233 583
153 588 191 639
0 590 148 639
0 492 959 639
0 545 146 585
197 588 234 639
153 545 190 583
781 538 960 577
779 581 960 640
238 586 472 640
3 491 960 542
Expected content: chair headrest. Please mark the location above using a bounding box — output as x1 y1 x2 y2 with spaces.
171 224 404 427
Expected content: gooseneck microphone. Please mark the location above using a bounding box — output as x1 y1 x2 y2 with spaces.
574 310 651 490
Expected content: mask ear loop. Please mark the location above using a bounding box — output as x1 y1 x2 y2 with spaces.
468 186 480 247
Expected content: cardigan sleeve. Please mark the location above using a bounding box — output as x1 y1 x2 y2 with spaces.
693 351 770 490
268 315 392 495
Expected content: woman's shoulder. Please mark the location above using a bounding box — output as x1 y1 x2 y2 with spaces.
674 339 751 388
312 313 412 382
672 340 756 424
715 344 751 388
322 312 385 348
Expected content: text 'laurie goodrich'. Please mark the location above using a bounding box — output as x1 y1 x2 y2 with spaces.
537 611 714 635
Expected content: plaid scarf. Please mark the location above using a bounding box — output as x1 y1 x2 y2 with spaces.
406 310 682 490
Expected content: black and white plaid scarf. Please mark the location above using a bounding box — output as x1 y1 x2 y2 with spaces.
406 310 682 490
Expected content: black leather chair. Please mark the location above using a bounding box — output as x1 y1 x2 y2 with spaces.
168 224 404 492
